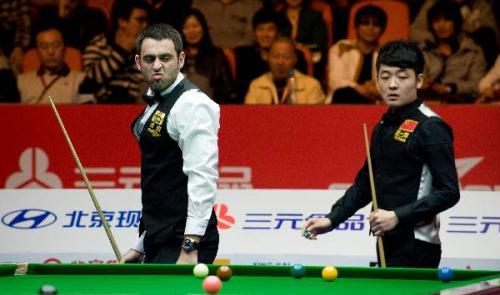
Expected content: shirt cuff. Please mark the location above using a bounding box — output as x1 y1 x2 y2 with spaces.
131 231 146 254
394 206 412 226
185 217 209 236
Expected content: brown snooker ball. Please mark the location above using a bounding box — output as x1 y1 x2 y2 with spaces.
216 265 232 281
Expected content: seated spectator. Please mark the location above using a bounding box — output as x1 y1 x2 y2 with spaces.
181 9 236 103
327 4 385 104
234 8 308 101
245 36 324 104
17 21 93 104
476 54 500 103
411 0 498 68
150 0 192 31
0 0 31 73
192 0 262 48
83 0 150 103
420 0 486 103
0 52 20 102
276 0 327 79
35 0 108 51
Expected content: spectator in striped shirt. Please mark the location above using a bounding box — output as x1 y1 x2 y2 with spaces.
0 0 31 73
82 0 150 103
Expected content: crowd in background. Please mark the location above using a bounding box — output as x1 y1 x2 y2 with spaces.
1 0 499 105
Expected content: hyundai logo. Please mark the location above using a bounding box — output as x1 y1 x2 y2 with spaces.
1 209 57 229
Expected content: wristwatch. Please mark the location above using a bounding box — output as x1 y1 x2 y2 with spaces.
182 238 200 253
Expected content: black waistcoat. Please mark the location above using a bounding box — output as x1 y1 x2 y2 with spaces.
131 79 217 239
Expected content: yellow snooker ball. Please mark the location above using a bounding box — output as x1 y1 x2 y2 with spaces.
322 266 338 281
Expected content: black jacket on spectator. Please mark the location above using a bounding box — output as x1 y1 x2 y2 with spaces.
182 47 236 104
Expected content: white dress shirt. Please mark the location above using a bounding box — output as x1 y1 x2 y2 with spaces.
133 73 220 253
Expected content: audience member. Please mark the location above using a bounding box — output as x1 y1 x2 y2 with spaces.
276 0 327 79
192 0 262 48
82 0 150 103
476 54 500 103
245 36 324 104
411 0 498 68
420 0 486 103
331 0 350 42
0 0 31 73
150 0 192 31
17 21 93 104
59 0 109 51
34 3 108 51
181 9 236 103
327 4 385 104
234 8 308 101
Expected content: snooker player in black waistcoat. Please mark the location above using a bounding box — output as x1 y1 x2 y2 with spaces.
303 40 460 268
121 23 219 264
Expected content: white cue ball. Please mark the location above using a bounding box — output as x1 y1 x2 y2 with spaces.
193 263 209 278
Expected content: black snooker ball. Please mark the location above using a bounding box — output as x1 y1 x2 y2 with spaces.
39 284 57 294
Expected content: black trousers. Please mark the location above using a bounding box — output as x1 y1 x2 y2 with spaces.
377 234 441 268
143 227 219 264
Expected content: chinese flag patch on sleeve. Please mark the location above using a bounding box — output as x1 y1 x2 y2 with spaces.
399 119 418 132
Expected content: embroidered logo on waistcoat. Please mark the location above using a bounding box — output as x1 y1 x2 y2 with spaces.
394 119 418 143
147 110 165 137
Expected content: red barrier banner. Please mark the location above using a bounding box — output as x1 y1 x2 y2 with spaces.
1 105 499 190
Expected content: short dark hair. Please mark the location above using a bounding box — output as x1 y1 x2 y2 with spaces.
252 8 279 29
252 8 291 37
354 4 388 33
111 0 150 34
427 0 463 36
33 18 64 41
136 23 183 56
32 5 65 38
376 40 425 75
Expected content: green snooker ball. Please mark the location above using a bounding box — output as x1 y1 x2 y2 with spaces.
291 264 306 279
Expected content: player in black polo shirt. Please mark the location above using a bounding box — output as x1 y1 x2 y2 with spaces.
303 40 460 268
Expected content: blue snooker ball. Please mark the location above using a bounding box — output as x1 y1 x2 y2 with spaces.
438 267 454 282
291 264 306 279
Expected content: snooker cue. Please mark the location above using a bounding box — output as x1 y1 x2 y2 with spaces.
48 97 122 262
363 123 387 268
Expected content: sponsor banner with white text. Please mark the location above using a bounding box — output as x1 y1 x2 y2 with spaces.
1 189 499 269
1 105 500 190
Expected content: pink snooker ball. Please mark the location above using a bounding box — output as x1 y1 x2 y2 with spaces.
202 275 222 294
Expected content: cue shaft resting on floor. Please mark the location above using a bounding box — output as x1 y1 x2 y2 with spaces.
363 123 387 268
48 96 122 262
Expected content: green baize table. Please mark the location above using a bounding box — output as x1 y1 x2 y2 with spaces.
1 263 499 294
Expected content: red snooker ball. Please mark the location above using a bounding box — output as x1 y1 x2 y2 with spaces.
202 275 222 294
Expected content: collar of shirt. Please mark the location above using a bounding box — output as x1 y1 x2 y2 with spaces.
145 73 185 97
37 63 70 77
144 73 185 106
383 98 422 123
